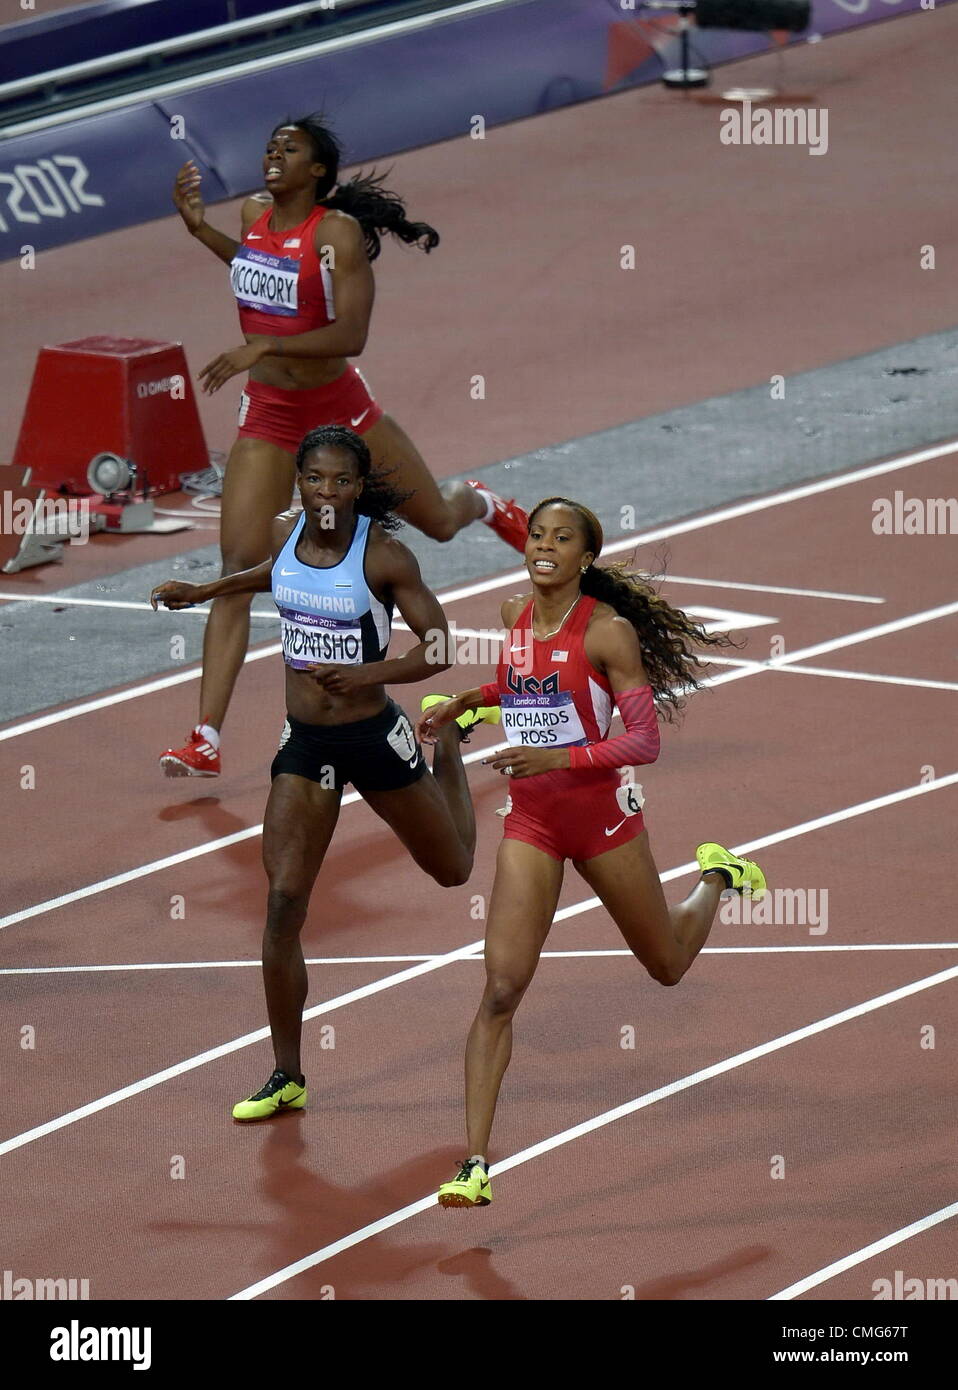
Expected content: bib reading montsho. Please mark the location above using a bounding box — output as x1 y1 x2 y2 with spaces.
280 611 364 668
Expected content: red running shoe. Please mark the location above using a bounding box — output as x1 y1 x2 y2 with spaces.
159 727 221 777
466 480 529 554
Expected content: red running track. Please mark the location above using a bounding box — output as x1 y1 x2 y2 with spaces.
1 444 956 1300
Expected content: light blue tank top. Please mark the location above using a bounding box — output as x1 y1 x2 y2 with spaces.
271 512 392 670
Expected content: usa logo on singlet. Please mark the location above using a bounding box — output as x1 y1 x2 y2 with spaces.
230 246 299 317
504 667 560 696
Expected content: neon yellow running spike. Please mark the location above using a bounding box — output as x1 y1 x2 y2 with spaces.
438 1158 492 1208
696 842 767 898
421 693 501 738
232 1069 307 1121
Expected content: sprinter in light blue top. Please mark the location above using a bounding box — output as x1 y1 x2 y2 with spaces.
272 510 392 670
151 425 499 1123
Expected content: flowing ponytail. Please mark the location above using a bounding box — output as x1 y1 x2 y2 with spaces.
276 114 439 261
323 171 439 261
529 498 737 721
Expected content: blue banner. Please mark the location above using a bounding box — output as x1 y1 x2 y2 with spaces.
0 105 228 256
0 0 945 260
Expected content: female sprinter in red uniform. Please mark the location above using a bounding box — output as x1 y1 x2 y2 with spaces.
160 114 526 776
418 497 766 1207
151 426 498 1119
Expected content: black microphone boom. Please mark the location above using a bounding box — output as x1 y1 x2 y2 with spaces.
695 0 811 32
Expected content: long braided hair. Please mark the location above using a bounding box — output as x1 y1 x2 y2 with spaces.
296 426 410 532
275 114 439 261
528 497 736 721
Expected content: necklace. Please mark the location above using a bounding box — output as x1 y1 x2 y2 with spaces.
533 594 581 641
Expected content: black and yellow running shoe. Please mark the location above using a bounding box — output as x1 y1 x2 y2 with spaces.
232 1068 307 1121
438 1158 492 1208
421 694 501 744
696 842 767 898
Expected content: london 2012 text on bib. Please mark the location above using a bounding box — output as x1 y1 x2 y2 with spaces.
500 691 588 747
230 246 299 317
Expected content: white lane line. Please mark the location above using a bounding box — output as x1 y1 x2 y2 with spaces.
0 936 490 1159
5 941 957 976
548 772 958 927
766 601 958 670
435 439 958 606
0 643 282 742
652 575 884 604
229 962 958 1300
774 664 958 694
693 600 958 700
1 595 953 935
1 772 954 1158
3 593 956 933
0 575 876 619
0 740 507 932
769 1201 958 1301
0 957 440 974
1 442 952 744
704 653 958 693
541 943 958 956
0 592 277 619
0 825 265 931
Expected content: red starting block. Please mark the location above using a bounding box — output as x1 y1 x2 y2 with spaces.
3 337 204 572
13 336 208 496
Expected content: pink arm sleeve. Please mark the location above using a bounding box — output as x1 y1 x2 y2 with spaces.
567 685 660 770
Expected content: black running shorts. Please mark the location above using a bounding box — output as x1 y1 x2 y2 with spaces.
270 700 427 793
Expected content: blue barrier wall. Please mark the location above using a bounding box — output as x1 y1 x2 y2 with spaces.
0 0 943 261
0 105 228 252
0 0 323 83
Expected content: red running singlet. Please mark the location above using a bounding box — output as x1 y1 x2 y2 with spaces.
494 594 647 862
230 204 335 338
497 594 613 749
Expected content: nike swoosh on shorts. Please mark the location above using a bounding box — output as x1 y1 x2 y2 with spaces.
604 818 627 836
350 410 370 428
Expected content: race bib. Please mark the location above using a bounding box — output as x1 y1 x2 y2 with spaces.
230 246 299 318
280 611 363 669
500 691 588 748
386 713 418 764
616 782 645 816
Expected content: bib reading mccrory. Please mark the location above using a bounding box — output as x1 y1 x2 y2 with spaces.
230 246 299 318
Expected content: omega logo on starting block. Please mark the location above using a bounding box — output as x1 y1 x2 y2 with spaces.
136 377 183 399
